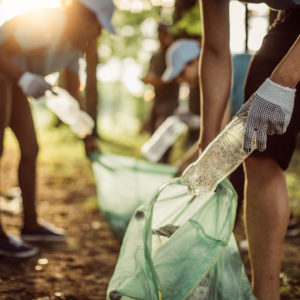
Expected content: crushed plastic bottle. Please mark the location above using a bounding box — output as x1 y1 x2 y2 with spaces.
188 275 210 300
45 87 95 139
142 115 188 162
181 116 257 195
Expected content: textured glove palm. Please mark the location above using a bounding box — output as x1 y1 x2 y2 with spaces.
18 72 52 98
237 78 296 154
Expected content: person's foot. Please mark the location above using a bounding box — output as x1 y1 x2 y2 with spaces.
0 235 39 258
21 222 66 242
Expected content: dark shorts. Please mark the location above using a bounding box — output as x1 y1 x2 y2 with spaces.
244 9 300 170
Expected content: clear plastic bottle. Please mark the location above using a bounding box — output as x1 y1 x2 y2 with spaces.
181 116 256 195
45 87 95 138
142 115 188 162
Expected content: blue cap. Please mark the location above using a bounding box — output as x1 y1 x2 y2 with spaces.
162 39 201 82
78 0 116 34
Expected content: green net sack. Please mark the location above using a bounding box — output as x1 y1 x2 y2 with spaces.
107 179 256 300
89 152 178 240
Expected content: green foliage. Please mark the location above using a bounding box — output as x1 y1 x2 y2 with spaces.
172 2 202 38
99 1 202 62
99 8 160 61
98 81 151 134
173 0 198 22
114 7 160 28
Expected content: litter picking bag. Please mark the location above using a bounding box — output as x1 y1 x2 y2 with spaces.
107 179 256 300
89 152 178 241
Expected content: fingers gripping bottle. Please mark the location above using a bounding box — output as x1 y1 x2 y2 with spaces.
181 116 257 195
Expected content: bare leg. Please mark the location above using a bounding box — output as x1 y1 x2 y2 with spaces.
85 38 99 138
244 156 290 300
0 157 5 238
0 79 13 237
9 85 39 230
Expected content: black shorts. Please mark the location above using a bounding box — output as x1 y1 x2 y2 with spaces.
244 9 300 170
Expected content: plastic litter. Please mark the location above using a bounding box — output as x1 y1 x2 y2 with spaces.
182 116 256 195
89 152 178 241
45 87 95 138
141 115 188 162
107 179 256 300
107 116 257 299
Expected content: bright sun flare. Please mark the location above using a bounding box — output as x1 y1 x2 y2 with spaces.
0 0 62 25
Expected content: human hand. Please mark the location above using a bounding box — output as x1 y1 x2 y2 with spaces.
18 72 52 98
237 78 296 154
84 135 99 155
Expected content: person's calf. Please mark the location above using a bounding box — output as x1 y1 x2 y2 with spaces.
244 156 289 300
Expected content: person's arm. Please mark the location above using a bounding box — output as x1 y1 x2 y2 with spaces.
60 69 86 110
199 0 232 150
270 35 300 88
176 141 199 176
142 70 166 88
0 36 52 98
221 96 232 129
142 53 169 88
0 36 24 81
62 68 98 153
237 35 300 153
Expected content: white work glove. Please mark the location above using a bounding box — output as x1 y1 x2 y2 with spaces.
18 72 52 98
237 78 296 154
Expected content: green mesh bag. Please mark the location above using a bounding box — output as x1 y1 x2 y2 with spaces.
107 179 256 300
89 152 178 240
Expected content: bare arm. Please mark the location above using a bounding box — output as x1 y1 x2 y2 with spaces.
60 69 86 110
0 36 23 81
199 0 232 150
235 36 300 153
270 35 300 88
142 70 166 88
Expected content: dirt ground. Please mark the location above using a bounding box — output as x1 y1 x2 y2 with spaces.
0 148 120 300
0 146 299 300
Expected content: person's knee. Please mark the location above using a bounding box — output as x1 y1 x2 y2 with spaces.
244 156 283 184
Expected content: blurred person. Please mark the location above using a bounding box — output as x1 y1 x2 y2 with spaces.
162 39 204 146
162 39 232 171
198 1 300 299
141 24 180 163
162 39 201 87
0 0 115 257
